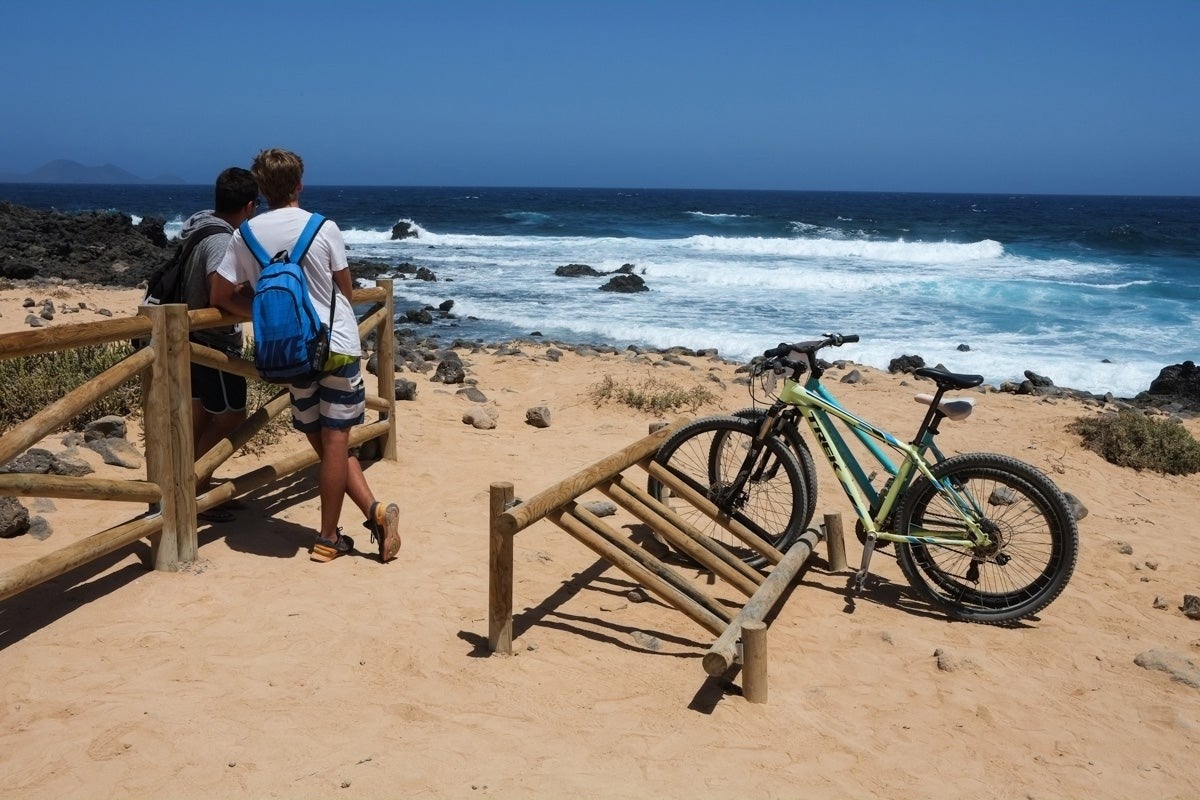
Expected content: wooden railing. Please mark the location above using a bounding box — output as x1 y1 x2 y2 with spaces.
0 279 397 602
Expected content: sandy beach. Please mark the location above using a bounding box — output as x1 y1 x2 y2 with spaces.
1 283 1198 799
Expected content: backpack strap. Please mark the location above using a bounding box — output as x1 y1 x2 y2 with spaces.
238 213 326 268
292 213 326 263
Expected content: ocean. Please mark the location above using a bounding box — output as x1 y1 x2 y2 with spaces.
2 183 1197 397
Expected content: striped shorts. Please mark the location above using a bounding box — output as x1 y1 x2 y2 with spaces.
289 359 366 433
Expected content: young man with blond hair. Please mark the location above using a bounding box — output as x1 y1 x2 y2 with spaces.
211 148 402 563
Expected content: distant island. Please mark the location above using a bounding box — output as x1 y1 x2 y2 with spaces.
0 159 186 185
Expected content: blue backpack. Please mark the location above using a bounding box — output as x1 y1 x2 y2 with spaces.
240 213 336 384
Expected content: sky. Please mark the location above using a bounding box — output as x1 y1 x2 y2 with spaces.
2 0 1197 195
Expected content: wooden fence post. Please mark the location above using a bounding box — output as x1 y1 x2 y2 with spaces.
489 482 515 654
823 512 848 572
141 304 196 570
375 278 398 461
742 621 768 703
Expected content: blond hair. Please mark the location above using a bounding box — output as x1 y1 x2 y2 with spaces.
252 149 304 207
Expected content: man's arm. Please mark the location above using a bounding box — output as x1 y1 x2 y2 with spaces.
209 272 253 319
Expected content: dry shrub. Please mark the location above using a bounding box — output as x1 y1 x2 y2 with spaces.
588 374 718 415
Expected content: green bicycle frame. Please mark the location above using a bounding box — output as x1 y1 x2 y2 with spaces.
777 376 987 547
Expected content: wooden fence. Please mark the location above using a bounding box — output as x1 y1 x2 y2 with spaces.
0 279 397 603
488 423 831 703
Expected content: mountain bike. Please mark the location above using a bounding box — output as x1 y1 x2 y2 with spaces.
648 333 1079 624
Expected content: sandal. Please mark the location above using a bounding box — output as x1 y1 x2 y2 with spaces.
198 507 235 523
311 529 354 562
364 501 402 563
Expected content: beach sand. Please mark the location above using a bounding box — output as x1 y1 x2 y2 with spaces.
1 284 1198 799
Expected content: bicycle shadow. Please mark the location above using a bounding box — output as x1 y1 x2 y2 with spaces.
803 551 1039 628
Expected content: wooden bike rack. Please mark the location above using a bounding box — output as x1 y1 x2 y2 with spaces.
488 422 824 704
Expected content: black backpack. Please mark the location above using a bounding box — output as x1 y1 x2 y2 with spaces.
143 223 228 306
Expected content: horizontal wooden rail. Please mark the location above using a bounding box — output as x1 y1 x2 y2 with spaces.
640 458 785 565
0 514 163 603
0 473 160 503
497 421 684 536
601 474 763 597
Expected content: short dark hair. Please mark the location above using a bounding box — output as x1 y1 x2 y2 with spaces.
214 167 258 214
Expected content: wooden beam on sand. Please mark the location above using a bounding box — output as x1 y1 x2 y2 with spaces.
701 527 820 677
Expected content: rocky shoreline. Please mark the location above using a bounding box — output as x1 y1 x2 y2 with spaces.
2 201 1197 411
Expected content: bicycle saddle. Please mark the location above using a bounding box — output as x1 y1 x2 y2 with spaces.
914 392 976 421
914 367 985 390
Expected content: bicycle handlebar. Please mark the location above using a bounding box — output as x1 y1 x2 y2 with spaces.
762 333 860 360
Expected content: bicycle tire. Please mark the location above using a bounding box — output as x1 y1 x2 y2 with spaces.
648 416 808 564
731 407 819 530
894 453 1079 624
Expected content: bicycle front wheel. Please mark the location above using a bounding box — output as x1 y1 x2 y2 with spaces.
731 406 819 531
648 416 808 564
895 453 1079 624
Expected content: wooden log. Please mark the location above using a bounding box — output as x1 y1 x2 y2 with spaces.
0 345 153 466
823 512 848 572
0 514 164 603
197 420 389 512
488 482 515 654
702 527 820 677
550 508 727 637
497 420 686 536
193 389 291 486
601 475 762 597
0 474 160 503
640 458 785 565
189 341 259 380
571 502 733 624
374 278 397 461
0 316 150 360
741 621 768 703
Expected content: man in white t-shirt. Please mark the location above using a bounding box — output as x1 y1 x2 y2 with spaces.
211 148 402 565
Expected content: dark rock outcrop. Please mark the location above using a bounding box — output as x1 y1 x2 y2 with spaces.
888 355 926 375
391 221 417 240
555 264 604 277
0 202 169 286
1147 361 1200 403
599 274 648 293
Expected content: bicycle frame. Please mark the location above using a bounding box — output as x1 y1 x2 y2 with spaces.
774 376 988 549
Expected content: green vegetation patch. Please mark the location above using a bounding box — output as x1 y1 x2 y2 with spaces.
1068 410 1200 475
0 342 141 432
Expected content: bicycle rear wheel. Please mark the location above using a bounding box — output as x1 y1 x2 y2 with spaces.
895 453 1079 624
648 416 808 564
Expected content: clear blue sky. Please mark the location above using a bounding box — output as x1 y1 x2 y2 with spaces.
3 0 1196 194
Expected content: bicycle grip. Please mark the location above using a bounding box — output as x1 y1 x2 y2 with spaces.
840 334 860 344
763 342 793 358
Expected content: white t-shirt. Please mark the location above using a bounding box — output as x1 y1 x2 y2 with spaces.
217 207 361 357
